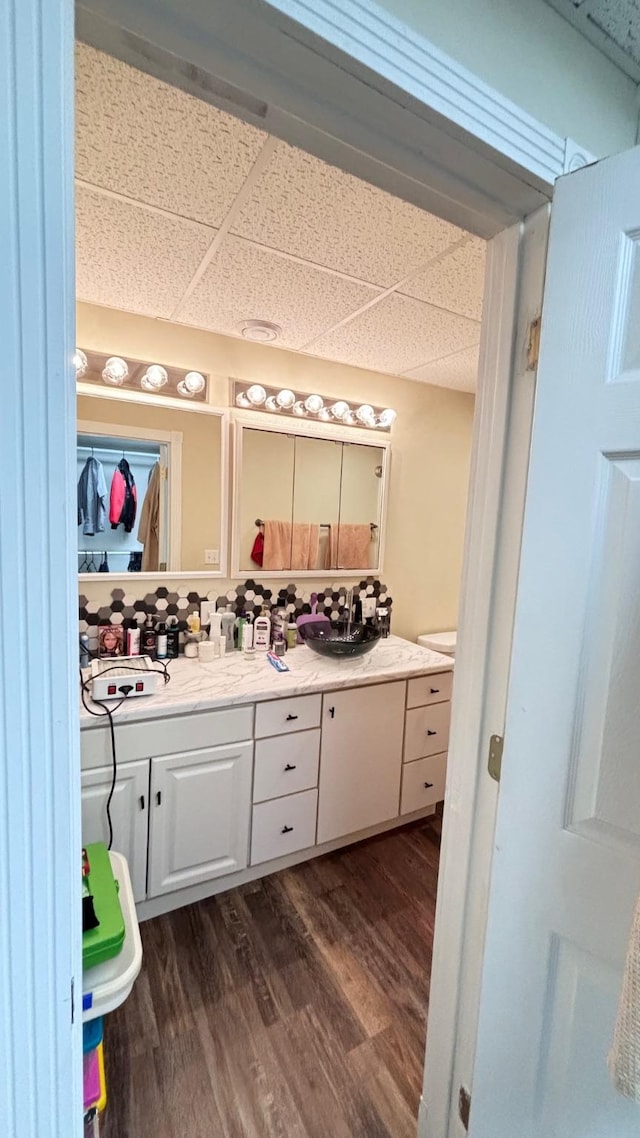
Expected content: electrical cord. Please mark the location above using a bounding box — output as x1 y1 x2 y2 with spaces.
79 641 171 850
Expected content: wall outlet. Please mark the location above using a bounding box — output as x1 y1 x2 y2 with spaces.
204 549 219 565
362 597 377 620
200 601 218 627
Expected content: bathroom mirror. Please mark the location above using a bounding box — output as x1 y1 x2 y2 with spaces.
77 391 228 577
233 417 389 576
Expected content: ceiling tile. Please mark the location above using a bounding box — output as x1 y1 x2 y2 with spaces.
75 43 267 227
401 237 486 320
177 237 378 349
230 141 464 287
76 186 214 318
404 345 480 393
309 293 480 375
588 0 640 65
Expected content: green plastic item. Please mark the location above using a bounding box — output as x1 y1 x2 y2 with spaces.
82 842 125 972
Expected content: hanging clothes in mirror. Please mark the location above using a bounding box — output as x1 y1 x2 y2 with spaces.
109 457 137 532
137 461 160 572
98 552 109 573
77 455 107 536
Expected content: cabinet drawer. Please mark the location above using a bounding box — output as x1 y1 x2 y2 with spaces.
251 789 318 865
407 671 453 709
255 693 321 739
81 704 254 770
401 753 448 814
253 730 320 803
404 701 451 761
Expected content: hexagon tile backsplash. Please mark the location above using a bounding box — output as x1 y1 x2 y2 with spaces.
79 578 392 641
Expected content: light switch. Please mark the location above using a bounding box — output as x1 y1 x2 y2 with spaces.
204 549 219 565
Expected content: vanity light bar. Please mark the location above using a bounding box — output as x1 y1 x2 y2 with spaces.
233 381 396 430
75 348 208 403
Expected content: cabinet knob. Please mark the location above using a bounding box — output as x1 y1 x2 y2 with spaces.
329 706 335 718
139 795 145 811
286 713 298 722
284 763 297 771
424 781 434 789
281 825 294 834
427 729 437 736
430 688 440 695
156 790 162 806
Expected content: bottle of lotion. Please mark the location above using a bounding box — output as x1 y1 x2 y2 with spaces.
253 608 271 651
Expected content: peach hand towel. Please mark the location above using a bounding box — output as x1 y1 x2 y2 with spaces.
291 522 320 571
263 521 320 570
328 523 371 569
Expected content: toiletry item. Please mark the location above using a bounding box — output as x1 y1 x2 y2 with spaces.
186 610 201 635
217 634 227 657
286 620 297 649
361 596 377 624
165 617 180 659
273 639 287 658
267 650 289 672
235 612 246 650
221 606 236 654
243 621 255 655
271 608 286 642
376 607 391 638
209 610 222 642
198 640 217 663
353 597 363 624
183 635 199 658
125 621 141 657
253 608 271 651
155 621 168 660
142 613 157 657
80 633 91 669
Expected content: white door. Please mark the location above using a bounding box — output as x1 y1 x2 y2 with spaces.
81 760 149 902
317 681 405 843
147 742 252 896
469 146 640 1137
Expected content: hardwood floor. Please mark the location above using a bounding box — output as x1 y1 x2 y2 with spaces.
102 815 442 1138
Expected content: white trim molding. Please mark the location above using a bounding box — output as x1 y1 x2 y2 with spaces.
0 0 81 1135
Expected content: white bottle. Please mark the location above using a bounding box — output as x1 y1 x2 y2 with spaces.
253 609 271 651
209 611 222 641
243 621 255 655
221 606 236 653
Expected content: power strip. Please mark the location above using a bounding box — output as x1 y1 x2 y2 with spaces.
90 656 161 701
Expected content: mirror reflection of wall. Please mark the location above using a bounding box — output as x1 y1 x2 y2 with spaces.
238 426 386 574
77 395 224 576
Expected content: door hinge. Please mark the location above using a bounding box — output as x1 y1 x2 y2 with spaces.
458 1086 471 1131
488 734 504 783
526 316 541 371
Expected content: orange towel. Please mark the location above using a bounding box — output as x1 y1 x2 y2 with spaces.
263 521 320 570
328 523 372 569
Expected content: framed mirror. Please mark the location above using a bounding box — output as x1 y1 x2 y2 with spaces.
77 388 228 578
233 415 389 577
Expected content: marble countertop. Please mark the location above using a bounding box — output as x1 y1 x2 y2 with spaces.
80 635 454 730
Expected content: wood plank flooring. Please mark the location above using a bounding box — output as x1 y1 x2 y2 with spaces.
102 815 442 1138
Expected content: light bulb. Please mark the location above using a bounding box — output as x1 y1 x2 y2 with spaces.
304 394 323 414
293 400 308 417
246 384 267 406
177 380 194 397
330 400 349 420
276 388 296 410
142 364 168 390
265 395 280 412
318 407 331 421
102 356 128 385
183 371 205 394
356 404 375 426
74 349 88 378
343 410 356 426
236 392 251 408
378 408 397 428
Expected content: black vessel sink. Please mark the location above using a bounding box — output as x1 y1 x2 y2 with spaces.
298 621 381 659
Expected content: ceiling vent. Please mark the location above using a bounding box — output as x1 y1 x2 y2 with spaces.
239 320 282 344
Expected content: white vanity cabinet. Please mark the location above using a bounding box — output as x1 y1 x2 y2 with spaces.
400 670 452 815
317 681 406 843
147 741 253 897
81 759 149 902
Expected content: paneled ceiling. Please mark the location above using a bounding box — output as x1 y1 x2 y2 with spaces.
544 0 640 80
75 44 485 393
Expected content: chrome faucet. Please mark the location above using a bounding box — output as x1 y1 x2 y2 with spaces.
345 588 354 637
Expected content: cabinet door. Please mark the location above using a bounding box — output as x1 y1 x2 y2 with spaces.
81 760 149 903
317 681 405 844
148 742 252 897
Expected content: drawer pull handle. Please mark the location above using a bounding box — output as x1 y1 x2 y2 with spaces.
427 729 437 736
281 825 294 834
284 763 297 771
139 795 145 811
424 781 434 789
156 791 162 806
329 706 335 718
430 688 440 694
286 713 299 721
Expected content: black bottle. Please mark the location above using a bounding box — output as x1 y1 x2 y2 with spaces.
166 617 180 659
142 613 157 657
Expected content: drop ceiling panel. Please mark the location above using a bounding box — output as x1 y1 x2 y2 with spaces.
76 187 215 318
75 43 267 227
404 345 480 393
230 141 465 287
309 293 480 375
588 0 640 64
401 237 486 321
177 237 379 349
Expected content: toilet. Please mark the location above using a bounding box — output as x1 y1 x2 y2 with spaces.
417 630 457 658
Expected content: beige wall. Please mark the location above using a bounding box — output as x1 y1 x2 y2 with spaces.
77 303 475 640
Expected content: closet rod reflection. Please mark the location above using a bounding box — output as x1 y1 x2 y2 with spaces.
78 444 160 459
254 518 378 531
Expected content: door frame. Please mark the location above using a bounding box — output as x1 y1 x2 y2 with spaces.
6 3 573 1135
